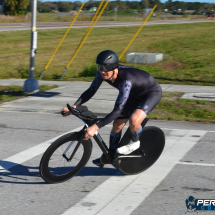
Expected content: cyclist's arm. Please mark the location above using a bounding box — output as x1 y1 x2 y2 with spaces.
96 80 132 129
74 71 103 107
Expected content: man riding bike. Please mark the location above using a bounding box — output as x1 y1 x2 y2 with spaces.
62 50 162 167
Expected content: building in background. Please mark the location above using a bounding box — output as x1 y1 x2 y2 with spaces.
144 8 153 14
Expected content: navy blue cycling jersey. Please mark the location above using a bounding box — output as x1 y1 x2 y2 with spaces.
74 65 160 128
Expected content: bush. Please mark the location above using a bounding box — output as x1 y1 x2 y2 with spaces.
79 65 97 77
6 10 28 16
57 2 73 12
16 65 29 79
52 73 61 80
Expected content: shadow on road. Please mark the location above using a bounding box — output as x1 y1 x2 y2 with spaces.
30 91 61 98
0 161 122 184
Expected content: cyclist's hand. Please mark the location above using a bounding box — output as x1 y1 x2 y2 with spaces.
61 107 71 117
83 124 99 140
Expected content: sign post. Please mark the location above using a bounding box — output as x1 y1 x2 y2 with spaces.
114 7 118 21
23 0 39 93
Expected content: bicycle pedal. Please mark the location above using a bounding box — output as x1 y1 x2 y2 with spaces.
100 154 111 165
92 158 104 169
99 164 104 169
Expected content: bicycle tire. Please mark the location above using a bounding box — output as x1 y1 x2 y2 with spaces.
39 132 92 184
115 126 165 175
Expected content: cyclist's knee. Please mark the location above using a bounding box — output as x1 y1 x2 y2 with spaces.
129 115 138 129
129 110 146 130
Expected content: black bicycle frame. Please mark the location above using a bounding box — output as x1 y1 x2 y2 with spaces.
66 104 148 163
93 131 112 161
83 118 113 162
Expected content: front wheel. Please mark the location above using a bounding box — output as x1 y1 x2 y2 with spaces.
39 132 92 184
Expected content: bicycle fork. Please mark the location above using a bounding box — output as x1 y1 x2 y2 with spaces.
62 131 85 162
62 140 81 162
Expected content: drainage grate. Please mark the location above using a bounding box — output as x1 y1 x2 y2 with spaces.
193 93 215 98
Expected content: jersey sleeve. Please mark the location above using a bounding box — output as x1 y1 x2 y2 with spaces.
74 70 103 107
96 80 132 129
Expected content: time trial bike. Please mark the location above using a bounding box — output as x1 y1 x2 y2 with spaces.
39 104 165 184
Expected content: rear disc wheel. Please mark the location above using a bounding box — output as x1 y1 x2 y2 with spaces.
116 126 165 175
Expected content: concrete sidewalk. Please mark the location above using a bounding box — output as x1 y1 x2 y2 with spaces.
0 79 214 114
0 78 215 93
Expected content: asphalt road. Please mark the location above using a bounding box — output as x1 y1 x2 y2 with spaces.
0 19 215 32
0 81 215 215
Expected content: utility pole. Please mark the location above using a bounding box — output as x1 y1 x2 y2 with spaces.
23 0 39 93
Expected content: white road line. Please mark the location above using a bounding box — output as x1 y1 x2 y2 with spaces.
0 126 83 173
61 129 207 215
105 124 215 133
178 162 215 167
161 127 215 133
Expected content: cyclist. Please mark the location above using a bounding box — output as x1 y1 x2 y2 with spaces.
62 50 162 167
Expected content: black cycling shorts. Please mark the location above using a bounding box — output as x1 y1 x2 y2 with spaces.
120 77 162 118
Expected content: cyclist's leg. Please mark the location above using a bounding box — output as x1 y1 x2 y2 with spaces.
109 95 137 151
110 114 128 150
129 109 146 142
116 109 146 155
117 87 162 154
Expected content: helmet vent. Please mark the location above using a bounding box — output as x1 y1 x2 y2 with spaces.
106 56 112 61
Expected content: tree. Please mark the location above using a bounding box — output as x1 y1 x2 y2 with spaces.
5 0 29 14
6 0 18 11
204 3 213 14
149 0 163 11
164 0 173 11
136 3 142 10
18 0 28 9
172 1 187 11
192 2 204 11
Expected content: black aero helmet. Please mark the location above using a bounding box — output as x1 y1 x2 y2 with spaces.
96 50 119 72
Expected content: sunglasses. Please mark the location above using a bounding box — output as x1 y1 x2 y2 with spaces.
97 63 118 72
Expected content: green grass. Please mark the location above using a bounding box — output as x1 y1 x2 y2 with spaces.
0 12 202 23
0 23 215 85
150 92 215 123
0 85 59 104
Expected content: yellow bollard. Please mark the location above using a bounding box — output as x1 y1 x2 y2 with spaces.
79 0 105 45
119 5 157 60
61 0 109 79
39 2 85 79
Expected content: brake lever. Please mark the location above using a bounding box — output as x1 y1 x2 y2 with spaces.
67 103 75 114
